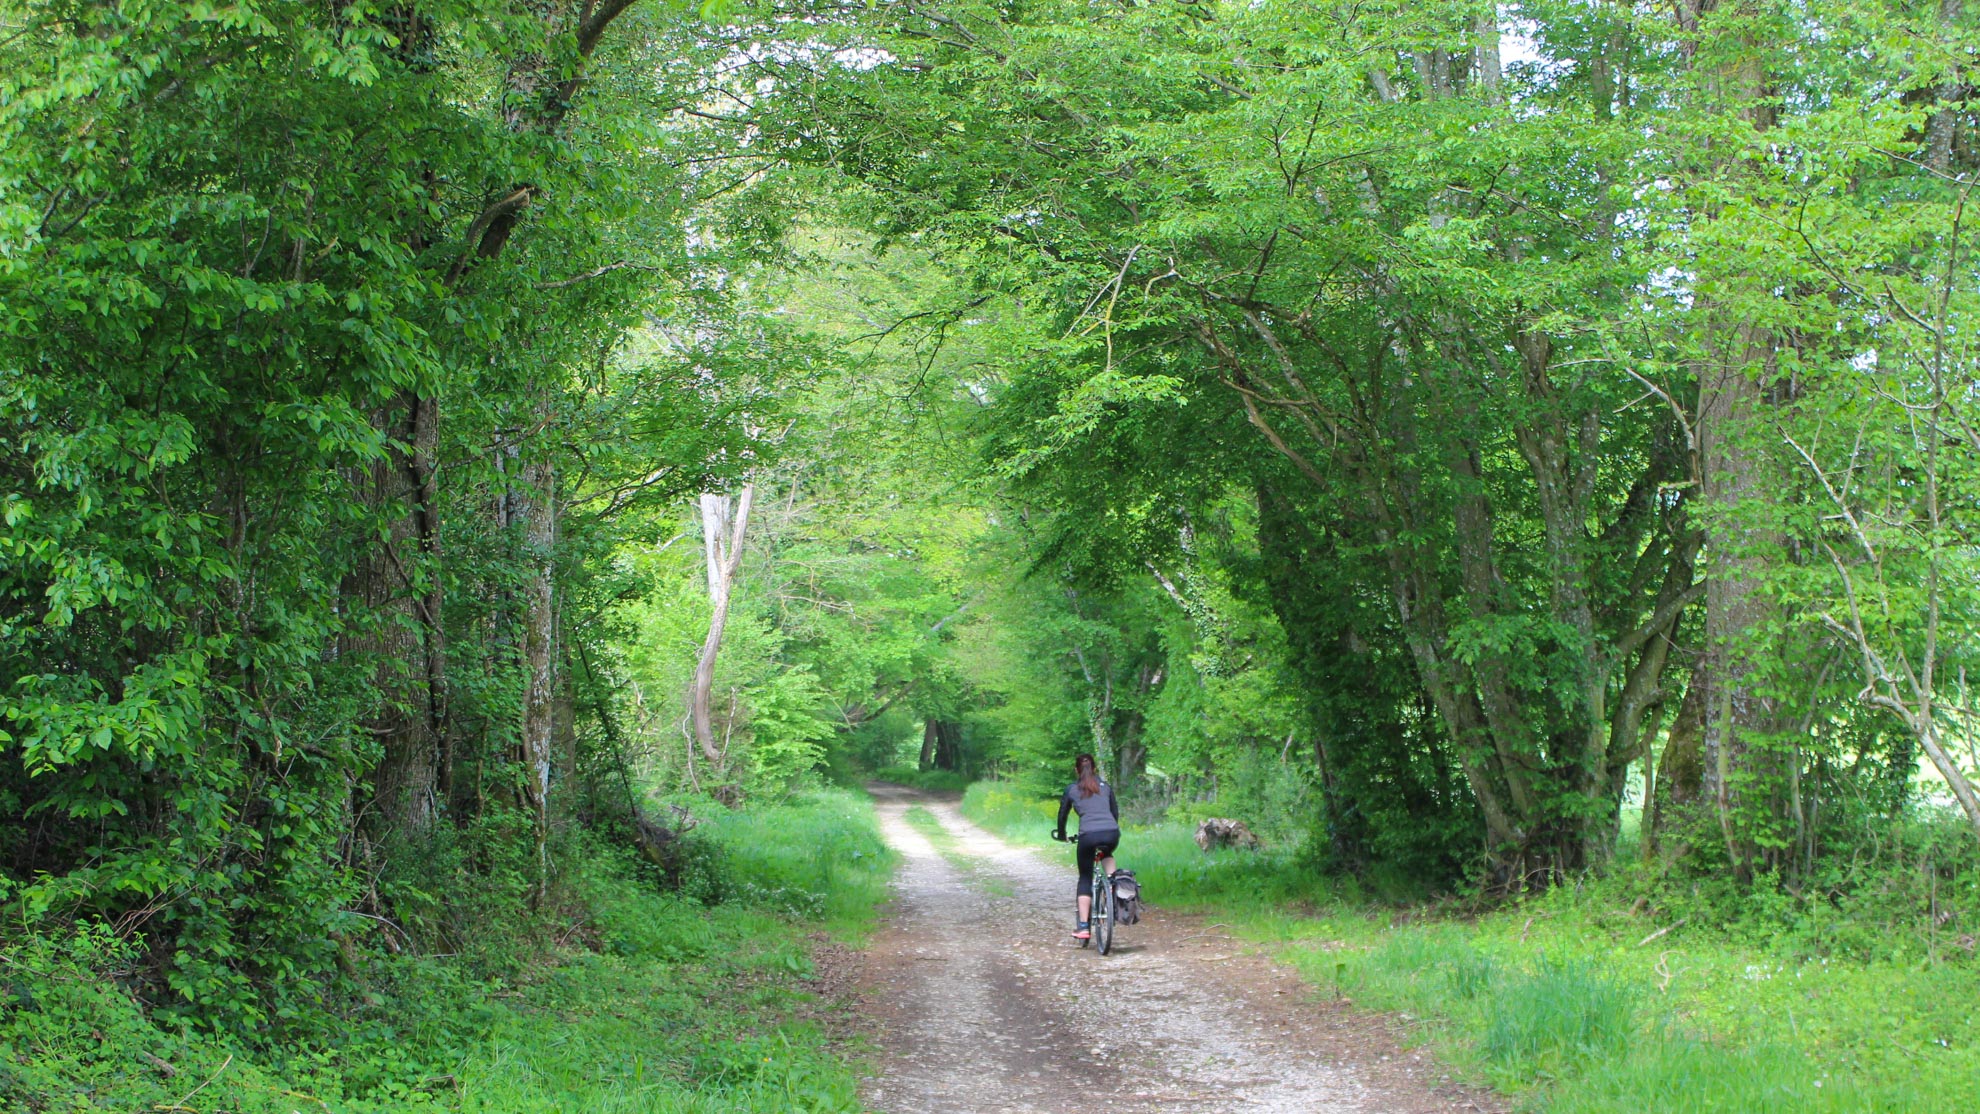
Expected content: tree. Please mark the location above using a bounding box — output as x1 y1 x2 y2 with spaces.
691 483 756 776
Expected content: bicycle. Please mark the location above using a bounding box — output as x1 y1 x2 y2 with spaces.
1051 830 1119 955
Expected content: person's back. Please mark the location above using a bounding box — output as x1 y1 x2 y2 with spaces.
1061 778 1119 834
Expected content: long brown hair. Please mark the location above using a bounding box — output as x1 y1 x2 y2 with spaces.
1073 753 1101 798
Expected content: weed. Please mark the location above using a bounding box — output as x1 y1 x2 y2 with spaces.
1550 1034 1900 1114
1444 948 1496 1000
699 787 896 936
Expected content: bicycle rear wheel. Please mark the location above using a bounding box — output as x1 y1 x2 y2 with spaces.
1095 878 1115 955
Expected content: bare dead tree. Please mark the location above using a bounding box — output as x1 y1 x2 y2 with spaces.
690 483 755 773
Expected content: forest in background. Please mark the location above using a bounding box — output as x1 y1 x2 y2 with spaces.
4 0 1980 1108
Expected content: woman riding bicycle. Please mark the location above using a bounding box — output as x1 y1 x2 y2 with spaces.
1052 753 1118 942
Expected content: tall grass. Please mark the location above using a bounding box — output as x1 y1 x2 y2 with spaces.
958 779 1058 838
1550 1034 1902 1113
450 788 888 1112
453 919 863 1113
1125 824 1330 914
1479 958 1635 1073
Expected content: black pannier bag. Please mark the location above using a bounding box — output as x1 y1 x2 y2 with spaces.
1111 869 1142 925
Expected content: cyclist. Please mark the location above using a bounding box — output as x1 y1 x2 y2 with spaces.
1052 753 1119 942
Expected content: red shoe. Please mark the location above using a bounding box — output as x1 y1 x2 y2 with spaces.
1072 926 1091 941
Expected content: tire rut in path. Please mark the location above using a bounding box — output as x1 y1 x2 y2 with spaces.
853 784 1500 1113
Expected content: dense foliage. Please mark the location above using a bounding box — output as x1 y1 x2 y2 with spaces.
0 0 769 1027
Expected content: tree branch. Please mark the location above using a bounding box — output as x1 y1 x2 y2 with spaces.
578 0 643 57
535 259 655 289
1613 581 1705 662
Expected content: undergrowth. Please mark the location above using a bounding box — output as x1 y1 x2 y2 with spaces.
2 788 891 1113
959 778 1980 1112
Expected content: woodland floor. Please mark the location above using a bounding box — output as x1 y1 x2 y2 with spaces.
850 785 1506 1113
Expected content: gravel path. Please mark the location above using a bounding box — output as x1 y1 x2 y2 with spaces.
853 785 1501 1113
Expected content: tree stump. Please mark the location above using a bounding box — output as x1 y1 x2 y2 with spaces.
634 803 699 878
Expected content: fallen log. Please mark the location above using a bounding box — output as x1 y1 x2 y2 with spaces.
1195 817 1260 851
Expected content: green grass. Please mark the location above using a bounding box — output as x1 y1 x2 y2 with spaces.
958 778 1980 1112
957 779 1057 837
5 789 891 1113
870 765 972 793
456 788 892 1112
449 907 860 1112
1285 889 1980 1110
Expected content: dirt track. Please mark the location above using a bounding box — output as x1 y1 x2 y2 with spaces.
852 785 1502 1113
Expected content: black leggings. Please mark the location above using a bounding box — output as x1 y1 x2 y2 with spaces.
1075 830 1119 897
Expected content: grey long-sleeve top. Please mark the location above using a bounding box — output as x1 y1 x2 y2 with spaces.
1056 780 1119 835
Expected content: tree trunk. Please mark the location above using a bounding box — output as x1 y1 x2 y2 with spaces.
553 673 579 817
1698 328 1781 882
1115 709 1147 785
1687 1 1785 885
936 720 963 771
691 484 755 770
1064 589 1116 774
517 449 556 889
354 390 445 837
918 720 965 772
1926 0 1964 174
1446 439 1544 826
1648 674 1707 857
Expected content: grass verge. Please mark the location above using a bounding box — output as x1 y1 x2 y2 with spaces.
6 788 892 1113
959 779 1980 1112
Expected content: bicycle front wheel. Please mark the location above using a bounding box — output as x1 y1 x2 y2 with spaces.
1094 879 1115 955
